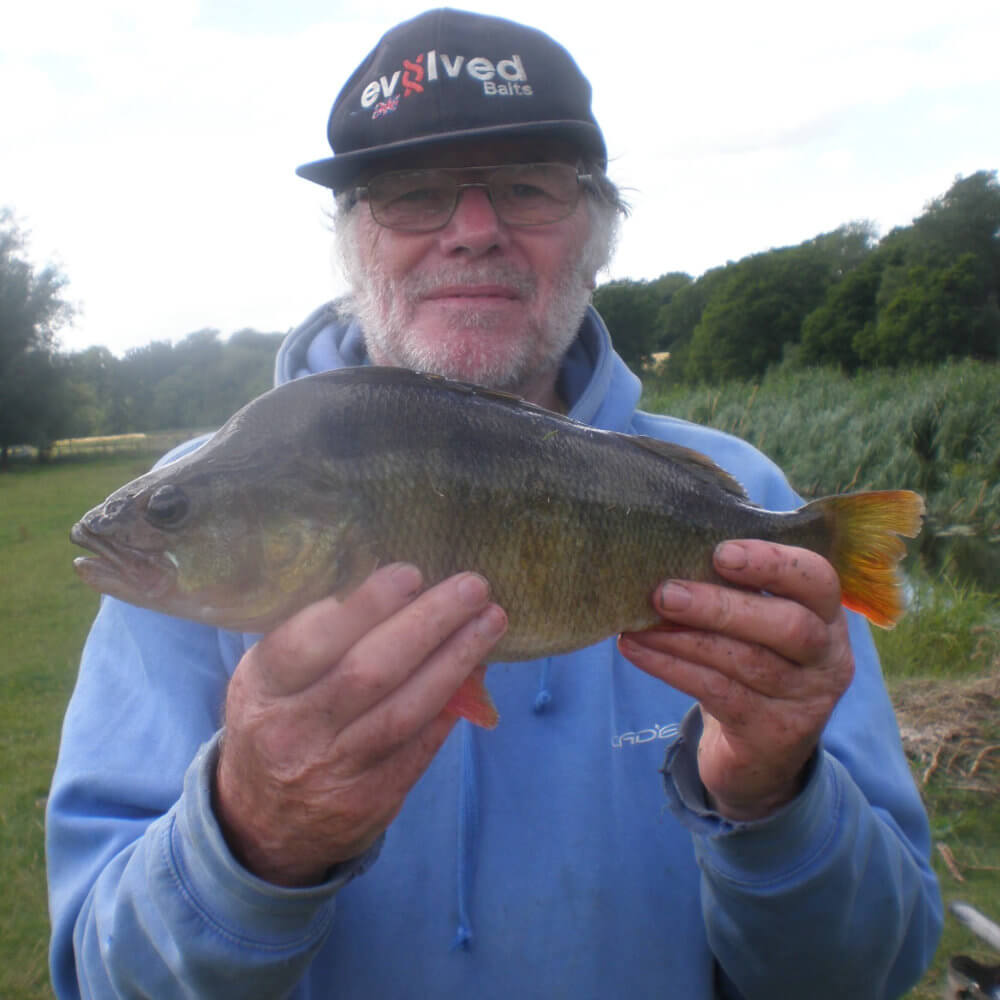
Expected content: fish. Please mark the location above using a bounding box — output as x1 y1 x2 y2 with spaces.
71 366 925 728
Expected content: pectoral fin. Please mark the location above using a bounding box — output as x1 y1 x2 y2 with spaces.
443 667 499 729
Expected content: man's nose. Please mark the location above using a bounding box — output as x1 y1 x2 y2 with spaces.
439 185 508 255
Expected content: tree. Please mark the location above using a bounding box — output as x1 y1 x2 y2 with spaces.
0 210 74 463
912 170 1000 282
70 327 285 436
854 254 1000 366
1 350 80 458
591 279 663 368
683 227 869 382
65 346 126 435
116 339 184 431
800 253 886 370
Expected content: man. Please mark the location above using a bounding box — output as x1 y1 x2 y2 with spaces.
47 9 942 998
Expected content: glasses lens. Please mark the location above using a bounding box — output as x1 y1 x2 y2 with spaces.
367 171 458 232
490 164 582 225
364 163 584 232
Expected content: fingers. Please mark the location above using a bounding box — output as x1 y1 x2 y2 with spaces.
250 564 502 706
618 539 856 821
619 539 854 727
647 541 844 665
339 604 507 755
236 563 508 760
712 540 843 624
623 628 795 707
215 567 508 884
327 570 504 732
250 562 427 696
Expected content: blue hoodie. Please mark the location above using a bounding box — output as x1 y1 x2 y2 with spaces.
47 304 942 999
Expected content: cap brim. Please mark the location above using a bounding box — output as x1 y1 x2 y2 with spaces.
295 120 607 191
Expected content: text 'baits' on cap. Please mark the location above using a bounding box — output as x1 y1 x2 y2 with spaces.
296 8 607 191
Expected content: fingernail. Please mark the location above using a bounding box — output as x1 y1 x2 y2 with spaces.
617 635 640 657
477 605 508 640
715 542 747 570
658 581 690 611
389 563 423 597
457 572 490 608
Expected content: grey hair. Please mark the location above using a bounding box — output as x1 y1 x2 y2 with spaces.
578 160 629 281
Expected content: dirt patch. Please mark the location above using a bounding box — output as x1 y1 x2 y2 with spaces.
891 665 1000 795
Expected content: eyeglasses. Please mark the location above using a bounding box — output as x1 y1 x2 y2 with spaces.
353 162 593 233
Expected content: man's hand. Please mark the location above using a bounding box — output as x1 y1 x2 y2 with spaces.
214 563 507 886
618 540 855 822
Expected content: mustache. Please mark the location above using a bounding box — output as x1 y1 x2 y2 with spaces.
402 264 537 300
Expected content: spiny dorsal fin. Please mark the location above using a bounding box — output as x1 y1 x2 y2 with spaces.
628 436 749 498
301 367 750 498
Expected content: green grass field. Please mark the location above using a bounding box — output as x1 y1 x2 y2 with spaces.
1 401 997 997
1 455 152 999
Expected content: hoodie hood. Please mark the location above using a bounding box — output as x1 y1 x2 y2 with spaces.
274 300 643 432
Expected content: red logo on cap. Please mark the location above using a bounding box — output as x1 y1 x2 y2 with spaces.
402 54 425 97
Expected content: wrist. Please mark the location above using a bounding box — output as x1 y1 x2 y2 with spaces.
212 747 329 887
704 780 803 822
702 748 817 823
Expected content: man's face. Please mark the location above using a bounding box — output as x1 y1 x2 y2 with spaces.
340 139 605 402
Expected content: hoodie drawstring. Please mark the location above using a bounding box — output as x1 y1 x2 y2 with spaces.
533 658 553 713
451 720 478 950
451 660 555 951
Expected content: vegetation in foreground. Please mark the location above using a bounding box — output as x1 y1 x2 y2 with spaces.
642 359 1000 593
1 361 997 997
888 669 1000 999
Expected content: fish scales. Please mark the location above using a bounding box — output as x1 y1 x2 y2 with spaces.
71 367 923 667
214 369 830 657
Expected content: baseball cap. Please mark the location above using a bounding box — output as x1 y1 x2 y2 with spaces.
296 8 607 191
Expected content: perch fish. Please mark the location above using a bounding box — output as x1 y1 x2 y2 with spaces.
71 367 925 727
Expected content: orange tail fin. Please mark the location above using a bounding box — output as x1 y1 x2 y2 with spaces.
807 490 925 628
444 668 499 729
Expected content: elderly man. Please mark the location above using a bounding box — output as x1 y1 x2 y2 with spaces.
47 9 941 999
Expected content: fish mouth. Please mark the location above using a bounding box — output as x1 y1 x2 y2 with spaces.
70 521 177 599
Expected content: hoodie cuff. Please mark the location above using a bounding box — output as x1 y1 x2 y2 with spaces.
662 705 837 873
163 731 383 946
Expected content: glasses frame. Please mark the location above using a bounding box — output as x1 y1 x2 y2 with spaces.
352 162 594 233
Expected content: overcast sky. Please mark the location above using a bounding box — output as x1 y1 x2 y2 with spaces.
2 0 997 356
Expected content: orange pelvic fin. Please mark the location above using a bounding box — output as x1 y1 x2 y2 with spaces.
444 668 499 729
809 489 925 628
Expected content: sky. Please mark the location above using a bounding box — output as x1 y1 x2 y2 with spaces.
2 0 998 356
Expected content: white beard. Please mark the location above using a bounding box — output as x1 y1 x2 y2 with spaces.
351 256 593 395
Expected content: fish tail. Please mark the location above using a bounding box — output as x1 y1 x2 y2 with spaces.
444 668 499 729
806 490 925 628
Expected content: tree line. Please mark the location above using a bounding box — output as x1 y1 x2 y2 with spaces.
0 323 283 464
593 169 1000 380
0 204 286 462
2 170 997 462
66 330 284 437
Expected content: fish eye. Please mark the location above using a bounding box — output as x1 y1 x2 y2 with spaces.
145 485 190 528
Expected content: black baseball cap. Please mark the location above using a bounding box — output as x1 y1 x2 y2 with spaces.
296 8 607 191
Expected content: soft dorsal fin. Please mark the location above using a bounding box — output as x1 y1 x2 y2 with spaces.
628 436 749 498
